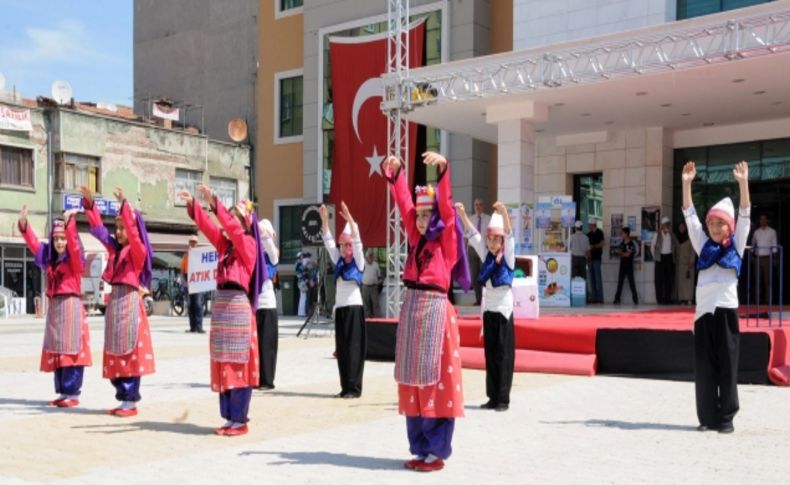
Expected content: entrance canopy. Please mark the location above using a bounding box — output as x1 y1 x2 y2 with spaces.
395 4 790 143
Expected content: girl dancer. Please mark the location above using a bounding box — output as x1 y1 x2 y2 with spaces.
256 218 279 390
179 184 264 436
19 206 92 407
80 186 155 417
457 201 515 412
319 202 366 398
681 161 751 434
384 151 469 472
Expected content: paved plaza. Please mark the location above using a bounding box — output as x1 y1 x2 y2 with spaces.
1 314 788 484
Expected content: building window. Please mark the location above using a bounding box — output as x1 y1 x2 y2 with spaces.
677 0 774 20
275 70 304 143
276 0 303 20
278 204 305 263
0 144 34 188
56 153 100 192
210 176 238 208
175 169 202 206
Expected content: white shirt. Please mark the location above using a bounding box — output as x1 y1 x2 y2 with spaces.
752 226 778 256
322 226 365 309
362 260 381 285
650 230 673 255
468 213 491 244
567 231 590 257
466 227 515 319
683 204 750 321
256 235 279 310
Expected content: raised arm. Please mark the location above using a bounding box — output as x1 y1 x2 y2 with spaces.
339 201 365 270
681 161 695 211
319 204 340 264
681 161 706 255
260 234 279 266
115 188 146 272
17 205 42 257
213 196 256 272
181 189 224 250
384 155 418 245
423 152 454 225
63 210 84 275
456 202 485 259
80 186 118 253
493 202 516 267
732 161 752 255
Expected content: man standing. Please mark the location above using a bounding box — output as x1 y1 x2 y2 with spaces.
467 198 491 306
651 217 679 304
586 219 605 303
752 214 778 304
613 227 639 305
362 249 382 318
568 221 590 279
180 235 205 333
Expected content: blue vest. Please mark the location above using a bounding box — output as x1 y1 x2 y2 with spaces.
696 237 742 276
264 252 278 281
478 252 514 287
334 257 363 285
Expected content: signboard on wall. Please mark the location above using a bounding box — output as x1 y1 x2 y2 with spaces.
63 194 120 216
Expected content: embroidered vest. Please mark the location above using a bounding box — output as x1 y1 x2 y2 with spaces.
334 257 363 285
478 252 514 287
264 252 278 281
696 237 742 276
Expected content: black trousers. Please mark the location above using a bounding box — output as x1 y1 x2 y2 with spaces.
694 308 740 428
255 308 279 388
614 261 638 303
483 311 516 405
188 292 204 331
335 305 366 396
571 255 587 279
655 256 675 304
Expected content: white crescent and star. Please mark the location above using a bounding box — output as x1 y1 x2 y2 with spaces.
351 77 385 178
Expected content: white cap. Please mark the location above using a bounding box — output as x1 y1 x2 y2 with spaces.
707 197 735 234
661 216 670 225
258 218 275 237
487 213 505 236
574 220 583 229
588 218 598 225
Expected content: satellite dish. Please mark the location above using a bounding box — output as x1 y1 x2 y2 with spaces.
51 80 73 105
228 118 248 142
0 72 6 91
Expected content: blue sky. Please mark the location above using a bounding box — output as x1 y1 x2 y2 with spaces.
0 0 133 106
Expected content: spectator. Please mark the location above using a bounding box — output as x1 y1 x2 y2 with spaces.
181 235 205 333
675 222 695 305
751 213 778 304
467 198 490 306
362 249 382 318
567 220 590 279
613 227 639 305
586 219 605 303
296 251 307 317
651 217 679 304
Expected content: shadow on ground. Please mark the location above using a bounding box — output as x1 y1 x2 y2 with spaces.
72 420 217 435
0 397 108 416
541 418 696 431
238 450 405 470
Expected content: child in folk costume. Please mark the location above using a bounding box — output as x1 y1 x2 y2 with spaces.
80 186 155 417
319 202 366 398
18 206 92 407
457 201 515 412
681 161 751 434
256 218 279 390
384 151 471 473
179 184 265 436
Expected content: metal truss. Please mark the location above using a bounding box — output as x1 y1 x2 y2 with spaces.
384 0 410 318
391 8 790 109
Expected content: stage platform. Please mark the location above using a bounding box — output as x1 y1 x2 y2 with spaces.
366 306 789 386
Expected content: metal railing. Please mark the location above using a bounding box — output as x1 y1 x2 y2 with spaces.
744 245 784 328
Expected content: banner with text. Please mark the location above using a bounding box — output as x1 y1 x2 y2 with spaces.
187 247 219 294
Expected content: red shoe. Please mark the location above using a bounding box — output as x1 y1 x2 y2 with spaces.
214 426 230 436
223 424 248 436
57 399 80 408
109 407 138 417
404 458 424 469
49 397 65 407
413 459 444 472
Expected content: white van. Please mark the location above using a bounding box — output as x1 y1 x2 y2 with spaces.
81 252 110 314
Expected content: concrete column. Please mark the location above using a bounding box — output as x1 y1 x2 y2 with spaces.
487 100 547 207
496 119 535 207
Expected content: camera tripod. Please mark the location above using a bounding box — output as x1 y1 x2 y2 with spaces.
297 248 334 338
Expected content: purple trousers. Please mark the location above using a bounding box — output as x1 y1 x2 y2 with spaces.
54 366 84 396
219 387 252 423
111 376 141 402
406 417 455 459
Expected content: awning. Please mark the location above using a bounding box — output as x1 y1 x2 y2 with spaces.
78 232 211 254
152 252 183 269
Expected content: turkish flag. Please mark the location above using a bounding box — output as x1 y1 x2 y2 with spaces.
329 21 426 247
